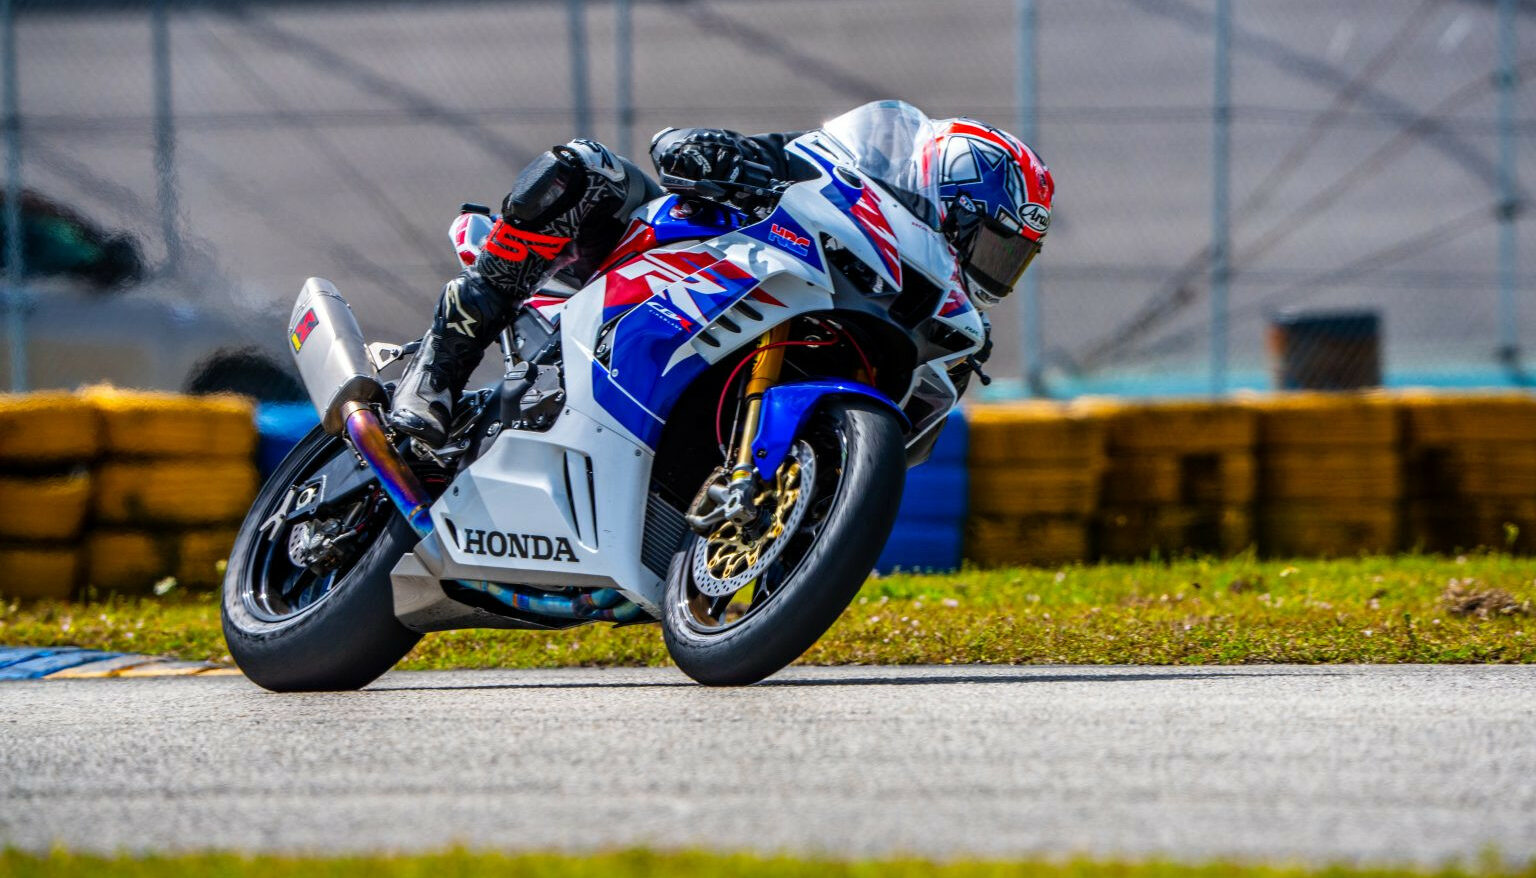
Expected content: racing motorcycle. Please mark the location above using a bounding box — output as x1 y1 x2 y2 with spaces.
222 101 989 689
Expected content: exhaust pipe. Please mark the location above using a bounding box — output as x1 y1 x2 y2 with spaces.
289 278 432 537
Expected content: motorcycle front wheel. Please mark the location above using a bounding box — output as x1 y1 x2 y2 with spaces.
662 398 906 685
222 426 421 692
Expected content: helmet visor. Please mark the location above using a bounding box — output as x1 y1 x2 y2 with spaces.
966 220 1040 300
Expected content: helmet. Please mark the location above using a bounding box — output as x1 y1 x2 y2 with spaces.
932 119 1053 309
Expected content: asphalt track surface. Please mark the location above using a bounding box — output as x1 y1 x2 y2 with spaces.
3 664 1535 864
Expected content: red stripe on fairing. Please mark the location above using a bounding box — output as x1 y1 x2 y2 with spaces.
849 186 902 285
593 220 658 276
649 249 717 276
747 289 786 308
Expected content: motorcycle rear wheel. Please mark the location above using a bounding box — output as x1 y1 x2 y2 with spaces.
662 398 906 685
222 426 421 692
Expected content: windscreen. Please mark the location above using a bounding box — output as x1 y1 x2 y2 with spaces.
818 100 942 229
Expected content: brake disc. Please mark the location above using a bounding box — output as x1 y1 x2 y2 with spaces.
691 441 816 598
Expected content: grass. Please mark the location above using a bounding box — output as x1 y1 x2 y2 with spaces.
1 554 1532 669
2 849 1533 878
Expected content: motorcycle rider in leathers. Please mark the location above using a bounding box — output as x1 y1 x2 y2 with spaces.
390 119 1054 446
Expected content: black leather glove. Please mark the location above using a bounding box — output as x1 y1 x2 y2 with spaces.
650 128 744 183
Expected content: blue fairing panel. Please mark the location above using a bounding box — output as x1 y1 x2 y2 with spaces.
749 380 908 479
650 195 750 245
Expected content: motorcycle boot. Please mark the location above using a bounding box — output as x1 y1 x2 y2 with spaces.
390 271 507 447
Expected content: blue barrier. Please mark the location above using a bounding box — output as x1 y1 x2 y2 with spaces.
256 402 320 480
876 410 968 573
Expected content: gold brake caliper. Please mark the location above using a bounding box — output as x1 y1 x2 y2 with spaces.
702 454 802 581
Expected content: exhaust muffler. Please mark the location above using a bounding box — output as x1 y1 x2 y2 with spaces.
288 278 433 536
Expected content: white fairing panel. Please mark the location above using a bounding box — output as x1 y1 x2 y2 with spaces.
428 402 663 611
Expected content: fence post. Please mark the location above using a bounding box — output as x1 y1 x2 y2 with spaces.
567 0 592 138
1015 0 1045 396
151 0 181 275
2 0 26 391
615 0 634 157
1210 0 1231 395
1496 0 1521 375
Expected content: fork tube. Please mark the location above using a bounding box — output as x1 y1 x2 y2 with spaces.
731 326 791 480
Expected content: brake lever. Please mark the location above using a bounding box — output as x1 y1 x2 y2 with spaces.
658 171 784 205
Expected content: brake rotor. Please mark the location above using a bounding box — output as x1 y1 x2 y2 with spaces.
690 441 816 598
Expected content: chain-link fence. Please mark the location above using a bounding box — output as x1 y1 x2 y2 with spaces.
1 0 1530 398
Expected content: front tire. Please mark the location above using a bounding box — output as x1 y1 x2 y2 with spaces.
222 427 421 691
662 399 905 685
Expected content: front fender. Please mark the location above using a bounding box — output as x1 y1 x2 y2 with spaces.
750 380 908 480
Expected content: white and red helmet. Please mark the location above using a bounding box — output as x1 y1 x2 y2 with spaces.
932 119 1054 308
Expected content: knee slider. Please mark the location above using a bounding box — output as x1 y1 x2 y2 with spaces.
503 150 585 227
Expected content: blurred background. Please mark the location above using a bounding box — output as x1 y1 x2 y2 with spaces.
1 0 1530 400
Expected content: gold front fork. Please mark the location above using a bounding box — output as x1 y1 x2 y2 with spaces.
730 325 791 482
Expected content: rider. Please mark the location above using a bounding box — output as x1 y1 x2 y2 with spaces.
389 114 1054 446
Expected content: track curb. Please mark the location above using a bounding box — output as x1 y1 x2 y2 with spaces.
0 646 238 680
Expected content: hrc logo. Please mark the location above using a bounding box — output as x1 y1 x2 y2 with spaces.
768 223 811 256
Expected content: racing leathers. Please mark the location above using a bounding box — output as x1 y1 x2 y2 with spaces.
389 129 798 446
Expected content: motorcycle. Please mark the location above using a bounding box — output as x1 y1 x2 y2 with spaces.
221 100 988 689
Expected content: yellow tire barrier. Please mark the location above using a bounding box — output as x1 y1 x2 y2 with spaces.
94 459 258 527
1398 392 1536 444
1078 399 1256 453
968 465 1101 516
1101 452 1254 506
966 514 1088 567
0 473 93 541
177 527 238 588
0 546 79 599
1406 499 1536 554
1244 393 1399 447
0 392 100 467
84 530 174 593
1096 505 1252 560
84 527 239 593
966 402 1108 466
82 386 256 459
1259 447 1403 501
1258 502 1399 557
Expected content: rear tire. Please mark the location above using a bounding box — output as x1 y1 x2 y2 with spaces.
662 399 905 685
221 427 421 691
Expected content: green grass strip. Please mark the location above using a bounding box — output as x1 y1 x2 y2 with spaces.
3 849 1533 878
2 554 1531 669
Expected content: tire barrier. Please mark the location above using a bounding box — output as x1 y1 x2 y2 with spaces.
83 386 257 459
0 389 258 599
1249 394 1402 557
968 391 1536 566
966 402 1107 567
1087 399 1255 560
1401 393 1536 554
875 409 967 573
3 390 1533 598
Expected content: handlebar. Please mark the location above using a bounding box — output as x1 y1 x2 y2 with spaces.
658 159 787 205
